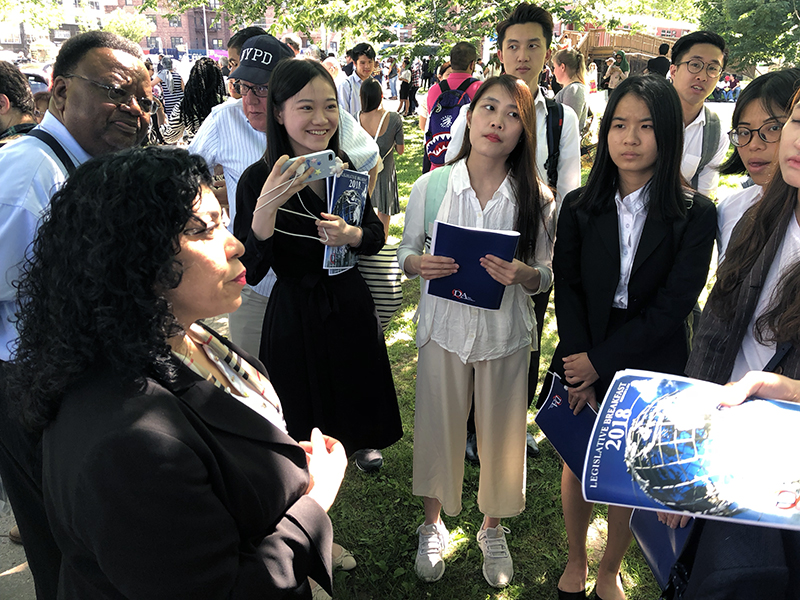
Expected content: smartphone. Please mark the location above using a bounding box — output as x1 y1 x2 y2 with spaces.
280 150 337 181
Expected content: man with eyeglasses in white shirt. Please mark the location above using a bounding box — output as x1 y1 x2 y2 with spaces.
669 31 731 199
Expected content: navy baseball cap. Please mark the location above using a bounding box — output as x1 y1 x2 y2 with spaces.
229 35 294 84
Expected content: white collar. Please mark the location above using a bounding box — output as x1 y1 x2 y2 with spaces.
38 111 92 165
615 185 648 213
450 158 516 204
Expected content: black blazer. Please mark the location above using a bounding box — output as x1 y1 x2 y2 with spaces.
42 329 332 600
551 187 716 394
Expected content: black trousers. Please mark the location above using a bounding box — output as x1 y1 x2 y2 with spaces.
0 362 61 599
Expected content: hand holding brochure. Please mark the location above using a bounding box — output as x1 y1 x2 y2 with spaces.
426 220 520 310
534 371 597 478
583 369 800 531
323 169 369 274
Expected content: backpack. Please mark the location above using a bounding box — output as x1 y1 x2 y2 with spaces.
543 97 564 194
423 164 453 250
424 78 478 168
689 106 721 191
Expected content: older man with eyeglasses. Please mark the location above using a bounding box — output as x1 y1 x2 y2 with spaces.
0 30 153 600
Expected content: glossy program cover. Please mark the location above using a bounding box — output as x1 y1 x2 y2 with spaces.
583 369 800 531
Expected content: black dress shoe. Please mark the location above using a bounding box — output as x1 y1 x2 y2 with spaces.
354 448 383 473
465 432 480 465
526 432 540 458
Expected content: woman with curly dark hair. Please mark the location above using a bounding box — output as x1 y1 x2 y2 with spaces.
6 145 346 600
157 57 226 144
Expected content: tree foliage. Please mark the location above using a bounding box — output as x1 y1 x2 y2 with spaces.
698 0 800 67
103 9 156 44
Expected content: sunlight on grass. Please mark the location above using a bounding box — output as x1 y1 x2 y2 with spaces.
443 526 471 559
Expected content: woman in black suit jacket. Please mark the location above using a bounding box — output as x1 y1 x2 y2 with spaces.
6 147 347 600
551 77 716 600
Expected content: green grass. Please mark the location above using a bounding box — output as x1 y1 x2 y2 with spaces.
327 121 663 599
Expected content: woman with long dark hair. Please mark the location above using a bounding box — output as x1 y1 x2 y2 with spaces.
675 85 800 600
234 59 402 471
158 57 226 144
551 75 716 600
716 68 800 261
398 75 555 588
6 146 346 599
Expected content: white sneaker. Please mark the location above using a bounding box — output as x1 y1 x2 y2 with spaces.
477 525 513 588
414 521 448 582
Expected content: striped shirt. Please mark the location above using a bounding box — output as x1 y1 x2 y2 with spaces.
188 98 380 297
158 70 184 116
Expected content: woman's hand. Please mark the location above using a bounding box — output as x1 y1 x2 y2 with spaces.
298 428 347 512
405 254 459 280
315 213 362 247
721 371 800 406
563 352 599 391
567 385 597 415
657 511 692 529
480 255 540 289
251 155 313 241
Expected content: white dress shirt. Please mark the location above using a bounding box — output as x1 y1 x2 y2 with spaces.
337 72 365 116
189 98 379 297
0 112 91 360
680 106 730 199
444 87 581 208
612 187 649 309
398 159 556 363
731 214 800 381
716 184 763 264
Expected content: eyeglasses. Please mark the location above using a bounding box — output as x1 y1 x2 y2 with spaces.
676 59 722 79
728 121 785 147
232 81 269 97
63 74 158 115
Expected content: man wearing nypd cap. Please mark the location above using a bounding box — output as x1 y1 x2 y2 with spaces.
189 34 379 359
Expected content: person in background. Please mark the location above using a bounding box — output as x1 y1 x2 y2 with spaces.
614 50 630 76
553 48 589 134
716 69 800 262
387 56 399 99
32 91 50 124
669 30 730 198
646 43 671 77
602 56 625 97
152 56 184 117
157 56 226 144
398 58 411 117
0 61 37 146
6 146 347 600
337 42 375 116
283 34 301 56
359 78 404 238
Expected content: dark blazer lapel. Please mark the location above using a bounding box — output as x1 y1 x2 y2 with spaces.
723 211 791 368
163 336 299 448
631 213 670 276
594 208 621 263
